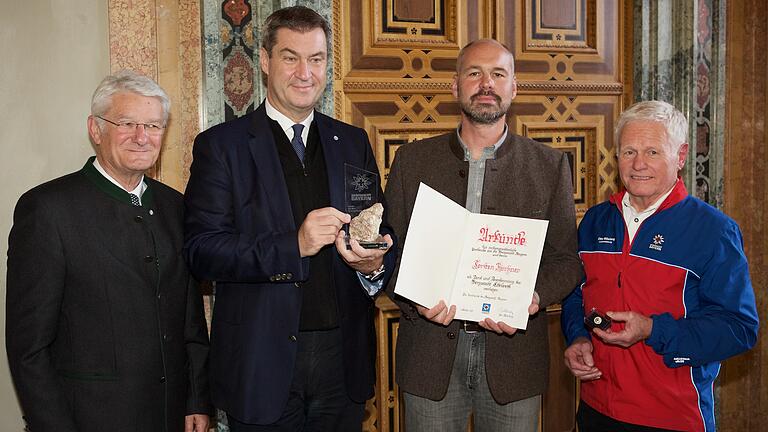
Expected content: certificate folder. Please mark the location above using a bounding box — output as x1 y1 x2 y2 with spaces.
394 183 548 329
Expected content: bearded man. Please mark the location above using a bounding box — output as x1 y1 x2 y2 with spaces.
384 39 583 431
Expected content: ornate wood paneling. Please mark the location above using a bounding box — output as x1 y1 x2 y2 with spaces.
335 1 630 431
721 0 768 429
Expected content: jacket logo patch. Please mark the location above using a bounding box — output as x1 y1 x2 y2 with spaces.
598 236 615 244
649 234 664 251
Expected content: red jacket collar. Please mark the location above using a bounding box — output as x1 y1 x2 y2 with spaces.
609 177 688 214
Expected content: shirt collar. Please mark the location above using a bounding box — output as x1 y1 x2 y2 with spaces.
621 183 676 218
92 158 146 197
456 123 508 161
264 97 314 142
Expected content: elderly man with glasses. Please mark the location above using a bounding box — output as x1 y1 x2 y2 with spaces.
6 70 211 432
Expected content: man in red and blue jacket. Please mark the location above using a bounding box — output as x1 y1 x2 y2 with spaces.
561 100 758 432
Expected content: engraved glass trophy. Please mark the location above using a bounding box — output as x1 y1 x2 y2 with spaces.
344 164 387 249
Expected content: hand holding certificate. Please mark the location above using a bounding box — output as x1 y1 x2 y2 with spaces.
394 183 548 330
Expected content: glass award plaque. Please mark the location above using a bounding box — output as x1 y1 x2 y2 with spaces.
344 164 387 249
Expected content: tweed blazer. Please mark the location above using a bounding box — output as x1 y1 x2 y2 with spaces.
385 131 583 403
6 159 211 432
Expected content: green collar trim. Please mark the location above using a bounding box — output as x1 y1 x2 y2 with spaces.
81 156 155 207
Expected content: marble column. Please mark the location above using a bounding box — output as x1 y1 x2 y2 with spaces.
633 0 725 207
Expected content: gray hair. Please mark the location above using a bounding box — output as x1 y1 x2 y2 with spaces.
615 100 688 153
91 70 171 124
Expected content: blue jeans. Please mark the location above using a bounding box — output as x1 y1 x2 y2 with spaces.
227 328 364 432
404 330 540 432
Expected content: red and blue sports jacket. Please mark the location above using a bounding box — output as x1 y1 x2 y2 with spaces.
562 180 758 431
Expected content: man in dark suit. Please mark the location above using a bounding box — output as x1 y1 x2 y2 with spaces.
384 39 583 431
183 6 395 431
6 70 211 432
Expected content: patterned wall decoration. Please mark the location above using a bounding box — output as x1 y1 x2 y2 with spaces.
633 0 725 207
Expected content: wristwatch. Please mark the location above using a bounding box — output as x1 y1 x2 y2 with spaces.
362 264 385 282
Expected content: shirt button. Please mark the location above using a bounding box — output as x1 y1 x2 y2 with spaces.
143 255 154 263
634 218 639 223
159 376 166 383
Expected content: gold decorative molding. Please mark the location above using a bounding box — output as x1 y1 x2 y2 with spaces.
517 82 624 94
344 80 453 92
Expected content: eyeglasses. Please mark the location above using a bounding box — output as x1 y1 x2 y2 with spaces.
96 116 166 136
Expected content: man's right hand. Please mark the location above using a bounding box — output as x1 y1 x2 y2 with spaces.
564 336 602 381
298 207 351 257
416 300 456 326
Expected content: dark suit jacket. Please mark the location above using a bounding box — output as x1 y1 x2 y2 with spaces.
183 104 395 424
6 158 211 432
385 131 584 403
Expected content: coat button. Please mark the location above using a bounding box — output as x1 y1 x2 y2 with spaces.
458 170 465 178
143 255 154 263
294 282 300 288
159 376 166 383
286 272 293 279
134 216 143 223
269 275 276 282
289 335 297 342
447 332 456 339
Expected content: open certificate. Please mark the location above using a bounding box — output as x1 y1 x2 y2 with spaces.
394 183 548 329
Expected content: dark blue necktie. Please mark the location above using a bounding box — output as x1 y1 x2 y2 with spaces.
290 124 306 165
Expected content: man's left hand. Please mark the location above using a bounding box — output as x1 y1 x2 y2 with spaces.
185 414 210 432
335 231 393 274
477 293 540 335
592 311 653 347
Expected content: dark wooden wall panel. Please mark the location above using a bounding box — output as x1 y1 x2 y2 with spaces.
721 0 768 430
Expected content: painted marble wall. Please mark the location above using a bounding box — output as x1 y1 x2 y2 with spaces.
633 0 725 207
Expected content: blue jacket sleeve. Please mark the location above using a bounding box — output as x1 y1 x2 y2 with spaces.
561 279 590 346
645 222 759 367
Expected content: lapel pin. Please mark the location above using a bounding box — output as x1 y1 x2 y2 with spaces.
333 135 339 141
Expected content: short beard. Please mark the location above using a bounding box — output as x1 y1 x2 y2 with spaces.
459 92 510 125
